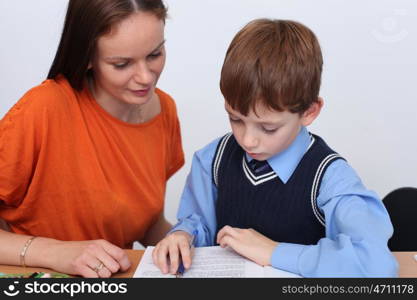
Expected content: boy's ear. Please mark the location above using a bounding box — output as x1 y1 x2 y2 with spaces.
301 97 324 126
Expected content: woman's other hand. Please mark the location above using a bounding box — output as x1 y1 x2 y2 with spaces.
44 239 131 278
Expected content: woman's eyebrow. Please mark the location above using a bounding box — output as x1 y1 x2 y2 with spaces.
151 40 166 52
105 40 166 60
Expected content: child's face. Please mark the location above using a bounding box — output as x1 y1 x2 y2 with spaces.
225 102 315 161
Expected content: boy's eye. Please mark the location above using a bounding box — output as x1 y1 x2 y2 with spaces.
262 127 278 134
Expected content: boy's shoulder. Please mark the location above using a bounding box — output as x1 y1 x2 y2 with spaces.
194 133 233 164
306 133 346 164
310 133 337 152
310 136 380 203
196 135 224 157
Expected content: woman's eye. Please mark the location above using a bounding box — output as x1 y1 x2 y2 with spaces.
113 62 128 69
148 52 162 59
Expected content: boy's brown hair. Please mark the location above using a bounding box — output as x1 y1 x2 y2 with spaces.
220 19 323 115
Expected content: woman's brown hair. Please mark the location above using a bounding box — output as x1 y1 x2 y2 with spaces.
220 19 323 115
47 0 167 91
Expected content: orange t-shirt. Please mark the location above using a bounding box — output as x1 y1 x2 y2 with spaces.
0 76 184 248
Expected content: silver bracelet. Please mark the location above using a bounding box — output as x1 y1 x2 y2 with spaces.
20 236 37 268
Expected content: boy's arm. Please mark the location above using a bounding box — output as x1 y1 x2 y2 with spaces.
169 137 221 247
271 159 398 277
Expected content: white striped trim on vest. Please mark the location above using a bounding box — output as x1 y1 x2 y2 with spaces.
241 134 315 186
242 157 278 186
307 135 315 151
213 133 233 187
310 153 343 226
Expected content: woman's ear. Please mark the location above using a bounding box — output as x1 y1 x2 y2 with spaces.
301 97 324 126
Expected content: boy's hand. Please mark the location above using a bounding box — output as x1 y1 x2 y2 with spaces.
216 225 278 266
152 231 193 274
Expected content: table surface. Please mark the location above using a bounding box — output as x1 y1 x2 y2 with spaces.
0 250 416 278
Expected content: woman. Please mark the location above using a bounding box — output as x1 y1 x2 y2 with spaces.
0 0 184 278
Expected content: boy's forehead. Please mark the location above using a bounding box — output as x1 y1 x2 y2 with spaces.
225 102 291 123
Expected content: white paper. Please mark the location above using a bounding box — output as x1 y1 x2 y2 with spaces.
263 266 301 278
133 246 300 278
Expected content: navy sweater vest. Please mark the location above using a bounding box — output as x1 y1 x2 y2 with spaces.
212 133 344 245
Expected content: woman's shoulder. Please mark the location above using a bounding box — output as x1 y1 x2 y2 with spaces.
17 76 75 110
155 88 178 115
2 76 78 127
155 87 174 102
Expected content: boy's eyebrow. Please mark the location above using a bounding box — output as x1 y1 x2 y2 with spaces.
259 121 280 126
226 109 281 126
105 40 166 60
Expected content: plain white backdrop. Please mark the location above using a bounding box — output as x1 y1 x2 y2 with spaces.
1 1 416 230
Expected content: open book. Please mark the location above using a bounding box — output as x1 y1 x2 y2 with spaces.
134 246 301 278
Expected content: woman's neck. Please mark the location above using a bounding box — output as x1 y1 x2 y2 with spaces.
88 78 160 124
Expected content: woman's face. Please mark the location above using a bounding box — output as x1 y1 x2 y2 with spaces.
90 11 165 108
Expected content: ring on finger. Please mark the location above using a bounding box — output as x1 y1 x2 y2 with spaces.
93 262 104 274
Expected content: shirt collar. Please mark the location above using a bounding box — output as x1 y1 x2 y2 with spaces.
245 126 312 183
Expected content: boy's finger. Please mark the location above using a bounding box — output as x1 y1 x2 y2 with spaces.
217 225 237 243
179 240 192 269
152 244 162 267
218 235 236 249
168 245 180 274
156 244 170 274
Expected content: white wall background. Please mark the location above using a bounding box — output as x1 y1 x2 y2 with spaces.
1 0 416 227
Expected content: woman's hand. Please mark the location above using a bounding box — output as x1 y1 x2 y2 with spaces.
44 239 131 278
216 225 278 266
152 231 193 275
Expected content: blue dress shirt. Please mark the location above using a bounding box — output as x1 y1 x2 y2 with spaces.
170 127 398 277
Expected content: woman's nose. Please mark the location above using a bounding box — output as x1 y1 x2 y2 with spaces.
133 62 153 85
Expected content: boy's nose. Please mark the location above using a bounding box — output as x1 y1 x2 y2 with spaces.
241 133 259 150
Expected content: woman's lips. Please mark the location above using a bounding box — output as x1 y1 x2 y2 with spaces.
130 87 150 97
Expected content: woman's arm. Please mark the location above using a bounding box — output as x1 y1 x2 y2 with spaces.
0 218 10 231
0 229 131 277
141 213 172 246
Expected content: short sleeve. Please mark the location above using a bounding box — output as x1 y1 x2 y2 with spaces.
0 88 46 206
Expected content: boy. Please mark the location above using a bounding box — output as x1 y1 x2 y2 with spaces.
153 19 398 277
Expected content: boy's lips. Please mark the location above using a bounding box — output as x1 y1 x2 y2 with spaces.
248 152 261 158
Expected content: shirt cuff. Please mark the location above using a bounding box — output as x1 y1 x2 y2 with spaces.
169 220 195 236
270 243 306 275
